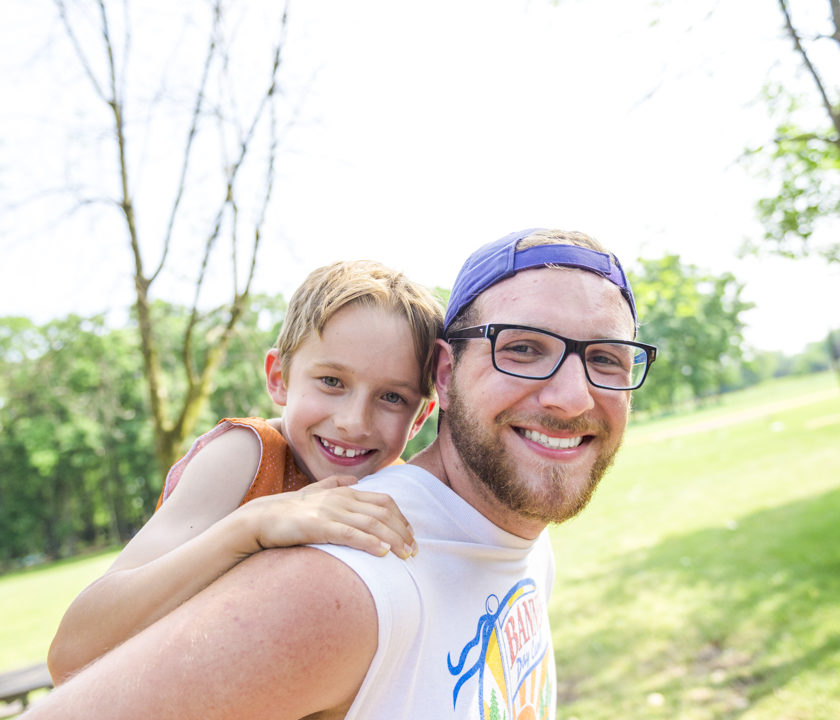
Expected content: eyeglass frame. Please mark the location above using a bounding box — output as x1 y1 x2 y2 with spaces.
445 323 658 391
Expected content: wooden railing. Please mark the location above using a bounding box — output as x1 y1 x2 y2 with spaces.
0 663 53 716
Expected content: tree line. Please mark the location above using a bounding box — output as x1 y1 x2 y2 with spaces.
3 0 837 568
1 257 835 568
1 295 283 567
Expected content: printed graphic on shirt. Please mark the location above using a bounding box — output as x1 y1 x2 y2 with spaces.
448 578 554 719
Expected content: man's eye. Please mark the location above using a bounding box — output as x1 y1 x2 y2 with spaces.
321 376 342 388
586 350 625 370
382 391 405 405
497 342 543 359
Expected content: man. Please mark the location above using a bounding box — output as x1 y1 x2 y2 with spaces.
23 228 656 719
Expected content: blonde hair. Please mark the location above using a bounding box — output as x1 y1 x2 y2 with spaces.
275 260 443 398
515 228 608 254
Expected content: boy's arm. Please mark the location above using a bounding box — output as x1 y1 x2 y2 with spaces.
47 427 263 683
26 547 378 720
48 427 416 684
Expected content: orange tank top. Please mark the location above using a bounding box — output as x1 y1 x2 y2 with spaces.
156 417 311 510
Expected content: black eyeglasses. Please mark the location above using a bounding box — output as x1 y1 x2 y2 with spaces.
446 323 657 391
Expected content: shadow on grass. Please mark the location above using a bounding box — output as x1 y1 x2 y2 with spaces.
553 486 840 718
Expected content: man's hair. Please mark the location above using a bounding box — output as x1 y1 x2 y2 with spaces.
447 229 610 361
275 260 443 398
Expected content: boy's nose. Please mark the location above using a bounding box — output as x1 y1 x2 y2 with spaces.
334 396 373 439
535 353 595 417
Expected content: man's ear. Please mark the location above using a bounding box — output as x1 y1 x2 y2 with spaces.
265 349 289 406
407 398 436 440
433 339 455 412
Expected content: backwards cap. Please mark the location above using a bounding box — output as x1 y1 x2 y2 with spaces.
444 228 637 333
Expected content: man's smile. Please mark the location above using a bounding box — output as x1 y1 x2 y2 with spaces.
516 428 584 450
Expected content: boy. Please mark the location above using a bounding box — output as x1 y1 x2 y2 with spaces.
47 259 443 684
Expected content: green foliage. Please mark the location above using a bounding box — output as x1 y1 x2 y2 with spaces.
0 262 825 564
0 296 288 566
130 293 286 470
720 333 836 392
200 293 287 423
744 119 840 264
402 405 439 460
629 255 753 413
742 0 840 268
0 315 156 565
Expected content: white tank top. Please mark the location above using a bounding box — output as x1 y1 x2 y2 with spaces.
314 464 557 720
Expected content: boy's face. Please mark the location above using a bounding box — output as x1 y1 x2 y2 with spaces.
265 304 431 481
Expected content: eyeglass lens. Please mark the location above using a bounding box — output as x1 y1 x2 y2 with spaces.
492 327 647 389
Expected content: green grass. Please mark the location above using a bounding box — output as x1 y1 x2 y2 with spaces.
550 371 840 719
0 550 117 672
1 372 838 718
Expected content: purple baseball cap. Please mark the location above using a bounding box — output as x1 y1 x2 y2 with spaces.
444 228 638 333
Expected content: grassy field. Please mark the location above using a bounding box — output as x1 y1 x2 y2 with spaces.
1 371 838 718
550 371 840 719
0 551 116 672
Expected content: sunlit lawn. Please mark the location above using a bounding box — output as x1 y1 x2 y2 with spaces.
1 372 838 719
550 371 840 719
0 551 116 672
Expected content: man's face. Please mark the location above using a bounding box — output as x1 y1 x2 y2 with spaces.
438 267 634 535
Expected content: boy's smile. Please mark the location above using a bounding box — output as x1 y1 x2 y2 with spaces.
317 436 373 461
266 303 429 482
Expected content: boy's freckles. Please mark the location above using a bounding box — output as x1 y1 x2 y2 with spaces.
274 303 425 482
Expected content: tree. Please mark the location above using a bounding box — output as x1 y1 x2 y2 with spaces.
49 1 293 474
743 0 840 265
630 255 753 413
0 315 155 563
0 295 287 564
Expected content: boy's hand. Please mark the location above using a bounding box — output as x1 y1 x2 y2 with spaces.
231 476 417 560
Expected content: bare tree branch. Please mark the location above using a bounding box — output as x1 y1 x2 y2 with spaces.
182 4 288 342
169 2 291 448
778 0 840 143
149 0 222 285
54 0 107 101
51 1 297 471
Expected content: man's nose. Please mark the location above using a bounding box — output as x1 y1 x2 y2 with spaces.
535 352 595 416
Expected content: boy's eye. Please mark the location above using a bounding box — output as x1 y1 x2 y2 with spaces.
320 376 342 388
382 391 405 405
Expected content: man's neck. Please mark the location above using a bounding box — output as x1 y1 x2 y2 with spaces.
410 436 546 540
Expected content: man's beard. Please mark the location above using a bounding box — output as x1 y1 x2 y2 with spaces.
444 373 622 525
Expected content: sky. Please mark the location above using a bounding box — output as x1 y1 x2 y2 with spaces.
2 0 838 354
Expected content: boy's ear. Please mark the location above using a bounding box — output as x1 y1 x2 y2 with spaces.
408 398 436 440
432 339 454 412
265 349 289 406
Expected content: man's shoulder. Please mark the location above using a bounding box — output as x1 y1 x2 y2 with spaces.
356 463 450 504
359 462 431 484
237 545 379 611
217 546 380 711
